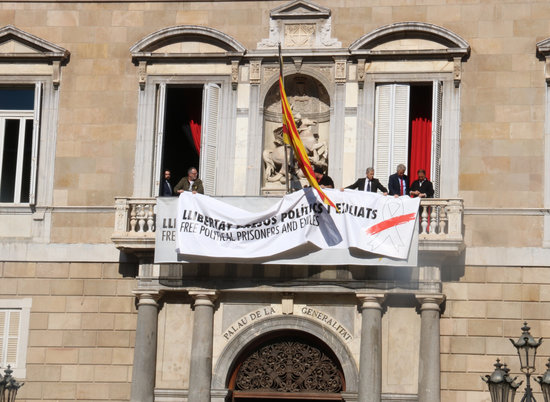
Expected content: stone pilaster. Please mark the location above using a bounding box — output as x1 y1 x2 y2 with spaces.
416 294 445 402
130 292 160 402
188 291 218 402
357 293 386 402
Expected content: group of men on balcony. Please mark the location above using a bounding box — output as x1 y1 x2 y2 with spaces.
160 164 433 199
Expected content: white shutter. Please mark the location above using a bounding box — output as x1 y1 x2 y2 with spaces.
152 83 167 196
0 311 4 365
28 82 42 205
374 85 392 188
199 83 220 196
392 84 410 169
431 81 443 198
0 310 21 367
374 84 410 187
7 310 20 366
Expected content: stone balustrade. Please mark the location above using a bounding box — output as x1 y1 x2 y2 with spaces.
111 197 464 254
111 197 157 251
418 198 464 253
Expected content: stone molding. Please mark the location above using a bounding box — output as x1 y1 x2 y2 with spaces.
130 25 246 57
415 294 445 313
356 293 386 311
257 0 340 49
0 25 70 62
189 290 218 307
212 315 359 393
349 21 470 56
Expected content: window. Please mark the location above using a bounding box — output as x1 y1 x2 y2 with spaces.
0 25 68 210
350 22 469 198
0 85 41 204
130 25 244 197
0 298 31 378
152 83 220 196
374 82 442 196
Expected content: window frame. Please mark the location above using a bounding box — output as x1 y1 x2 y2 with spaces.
133 75 233 198
0 298 32 378
0 83 42 205
361 72 459 198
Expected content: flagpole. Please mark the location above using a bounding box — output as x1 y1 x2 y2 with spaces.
279 43 291 194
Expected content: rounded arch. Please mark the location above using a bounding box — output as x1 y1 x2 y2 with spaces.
130 25 246 54
349 21 470 54
260 65 334 105
212 315 359 393
263 72 331 123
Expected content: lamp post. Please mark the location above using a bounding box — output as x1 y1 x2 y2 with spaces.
0 365 24 402
510 322 543 402
483 359 521 402
535 358 550 402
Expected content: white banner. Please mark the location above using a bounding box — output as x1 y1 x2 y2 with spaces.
175 188 420 260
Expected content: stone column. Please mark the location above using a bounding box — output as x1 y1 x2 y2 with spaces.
188 291 218 402
416 294 445 402
357 293 386 402
130 293 160 402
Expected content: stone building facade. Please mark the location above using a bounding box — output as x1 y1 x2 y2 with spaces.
0 0 549 401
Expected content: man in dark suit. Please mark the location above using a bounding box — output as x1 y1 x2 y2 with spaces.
388 164 409 197
160 169 174 196
344 167 388 194
409 169 434 198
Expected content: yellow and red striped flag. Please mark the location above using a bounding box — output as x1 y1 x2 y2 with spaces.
278 45 337 210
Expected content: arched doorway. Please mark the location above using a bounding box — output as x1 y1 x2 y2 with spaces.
228 331 344 401
261 74 331 195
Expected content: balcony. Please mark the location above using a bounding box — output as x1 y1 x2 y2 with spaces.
111 197 464 257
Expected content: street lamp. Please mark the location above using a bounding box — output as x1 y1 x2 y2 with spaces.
535 358 550 402
483 359 520 402
510 322 543 402
0 365 24 402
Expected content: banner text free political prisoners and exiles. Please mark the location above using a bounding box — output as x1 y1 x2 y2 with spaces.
155 189 421 265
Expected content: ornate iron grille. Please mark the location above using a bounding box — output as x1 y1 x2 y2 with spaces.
235 339 343 393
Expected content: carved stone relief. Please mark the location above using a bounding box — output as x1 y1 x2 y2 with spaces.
284 24 315 48
262 75 330 194
235 337 343 393
257 1 340 49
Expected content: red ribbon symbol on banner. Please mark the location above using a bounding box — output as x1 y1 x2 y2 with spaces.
365 200 416 253
365 213 417 236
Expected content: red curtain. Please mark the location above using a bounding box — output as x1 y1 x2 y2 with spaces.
409 118 432 182
190 120 201 155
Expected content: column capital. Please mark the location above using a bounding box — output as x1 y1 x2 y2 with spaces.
188 290 218 307
132 292 161 308
415 294 445 311
356 293 386 310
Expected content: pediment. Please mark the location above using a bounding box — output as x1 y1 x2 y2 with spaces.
270 0 331 19
0 25 69 61
349 22 469 60
536 37 550 58
131 25 246 62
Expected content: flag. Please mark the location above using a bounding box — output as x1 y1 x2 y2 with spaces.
278 44 337 210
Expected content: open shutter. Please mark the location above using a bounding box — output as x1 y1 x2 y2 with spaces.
374 84 410 187
431 81 443 198
7 310 20 366
374 85 392 188
28 82 42 205
199 83 220 196
152 83 167 196
0 310 21 367
392 84 410 170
